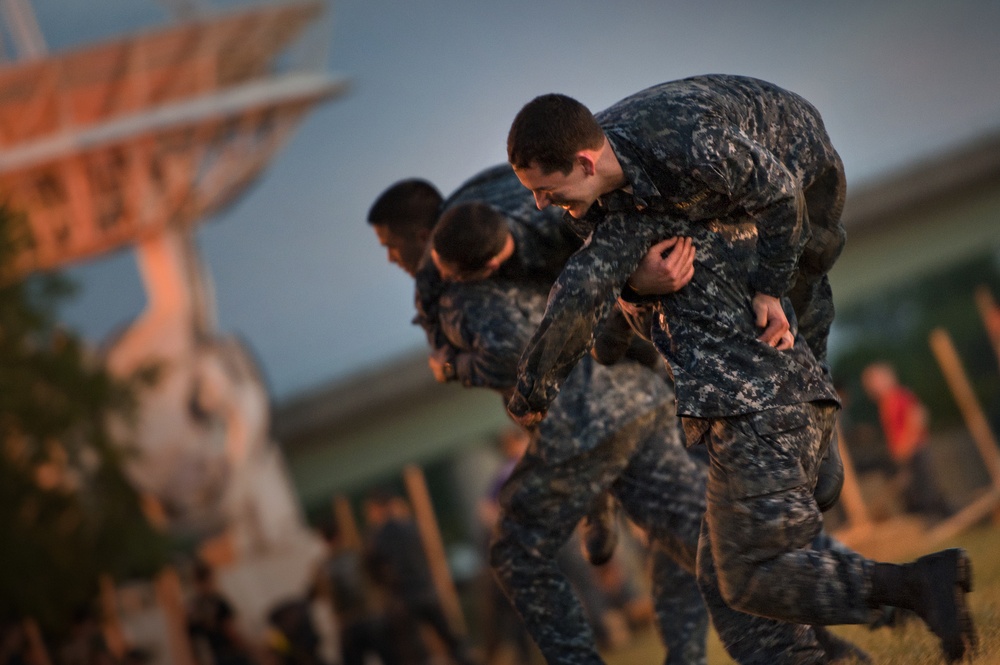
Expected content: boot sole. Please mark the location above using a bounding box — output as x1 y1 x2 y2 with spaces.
946 548 977 662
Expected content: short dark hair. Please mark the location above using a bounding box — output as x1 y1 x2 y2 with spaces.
507 93 604 174
367 179 443 231
432 202 509 273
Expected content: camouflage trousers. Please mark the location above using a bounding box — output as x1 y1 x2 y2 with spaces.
490 402 707 665
698 401 877 635
489 389 858 665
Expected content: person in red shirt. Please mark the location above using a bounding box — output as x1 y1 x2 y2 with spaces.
862 362 953 519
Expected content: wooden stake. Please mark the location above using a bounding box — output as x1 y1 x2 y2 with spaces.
403 464 468 636
974 284 1000 373
21 618 52 665
929 327 1000 487
333 494 362 550
835 421 872 530
99 573 128 659
154 567 197 665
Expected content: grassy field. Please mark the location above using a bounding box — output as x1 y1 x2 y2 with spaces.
604 523 1000 664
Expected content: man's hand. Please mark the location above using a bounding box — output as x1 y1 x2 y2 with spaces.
510 410 545 428
627 237 695 295
428 348 455 383
507 390 545 428
752 293 794 350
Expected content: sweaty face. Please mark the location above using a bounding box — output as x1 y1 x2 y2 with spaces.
373 224 429 277
514 161 600 219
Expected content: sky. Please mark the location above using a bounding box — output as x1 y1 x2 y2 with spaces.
16 0 1000 401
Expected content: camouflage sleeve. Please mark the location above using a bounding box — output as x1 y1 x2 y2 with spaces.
508 212 665 419
692 128 807 298
413 256 456 362
437 285 532 391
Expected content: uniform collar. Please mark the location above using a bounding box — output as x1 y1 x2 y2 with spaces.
603 128 662 209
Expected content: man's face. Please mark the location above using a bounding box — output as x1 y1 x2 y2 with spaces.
373 223 429 277
514 159 601 219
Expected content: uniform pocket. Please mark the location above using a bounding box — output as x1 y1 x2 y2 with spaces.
726 405 810 498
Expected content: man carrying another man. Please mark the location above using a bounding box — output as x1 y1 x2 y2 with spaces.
502 73 976 663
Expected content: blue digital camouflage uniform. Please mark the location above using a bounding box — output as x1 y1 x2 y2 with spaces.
438 275 869 665
606 73 847 368
508 75 881 662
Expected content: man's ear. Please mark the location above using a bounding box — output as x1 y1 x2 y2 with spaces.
484 255 502 275
575 150 599 176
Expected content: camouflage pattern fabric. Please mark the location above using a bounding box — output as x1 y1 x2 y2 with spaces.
440 274 865 665
692 401 876 627
509 74 848 422
604 74 846 365
413 163 581 358
438 276 707 664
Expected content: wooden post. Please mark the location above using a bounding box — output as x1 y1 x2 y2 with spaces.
333 494 362 550
21 618 52 665
99 574 128 659
402 464 468 636
929 327 1000 487
974 284 1000 373
154 567 197 665
835 421 872 530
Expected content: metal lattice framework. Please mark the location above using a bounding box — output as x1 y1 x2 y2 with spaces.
0 1 347 279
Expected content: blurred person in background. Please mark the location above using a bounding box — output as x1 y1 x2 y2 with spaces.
187 561 255 665
363 491 477 665
861 362 954 521
311 520 398 665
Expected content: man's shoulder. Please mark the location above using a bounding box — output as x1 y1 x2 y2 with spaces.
443 163 521 209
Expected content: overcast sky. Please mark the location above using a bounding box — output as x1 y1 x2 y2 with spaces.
19 0 1000 401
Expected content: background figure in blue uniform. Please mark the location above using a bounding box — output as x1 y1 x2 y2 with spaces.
503 74 977 663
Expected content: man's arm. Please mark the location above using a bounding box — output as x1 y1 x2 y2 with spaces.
691 129 807 346
437 282 544 391
508 212 674 426
625 236 696 296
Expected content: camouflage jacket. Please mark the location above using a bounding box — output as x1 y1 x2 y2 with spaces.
438 275 675 458
510 75 840 420
602 74 842 299
413 164 581 357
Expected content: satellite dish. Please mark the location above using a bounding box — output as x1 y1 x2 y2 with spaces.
0 0 347 281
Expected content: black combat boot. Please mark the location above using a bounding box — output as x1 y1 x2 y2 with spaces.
869 548 977 662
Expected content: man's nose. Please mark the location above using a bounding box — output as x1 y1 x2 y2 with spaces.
533 191 550 209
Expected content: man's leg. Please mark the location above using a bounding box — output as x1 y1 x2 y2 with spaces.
705 402 976 661
490 412 657 665
613 422 851 665
647 546 709 665
705 402 875 624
